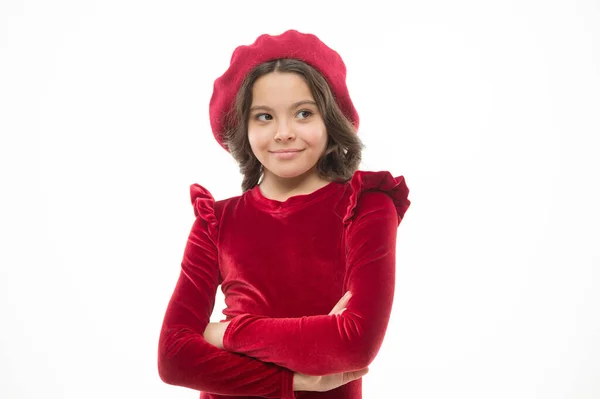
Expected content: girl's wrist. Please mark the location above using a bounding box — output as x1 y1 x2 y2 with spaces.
203 321 230 349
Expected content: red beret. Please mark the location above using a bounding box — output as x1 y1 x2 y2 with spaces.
209 29 359 152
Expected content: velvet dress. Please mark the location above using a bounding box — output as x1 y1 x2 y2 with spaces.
158 170 411 399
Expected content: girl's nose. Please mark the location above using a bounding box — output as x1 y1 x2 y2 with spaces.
274 121 295 141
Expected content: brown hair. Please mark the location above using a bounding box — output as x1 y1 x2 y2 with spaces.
223 58 364 192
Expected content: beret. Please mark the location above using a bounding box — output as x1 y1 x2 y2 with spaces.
209 29 359 152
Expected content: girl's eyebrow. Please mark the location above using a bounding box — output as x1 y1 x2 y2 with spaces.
250 100 317 112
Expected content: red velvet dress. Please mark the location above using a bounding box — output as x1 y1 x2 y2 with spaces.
158 170 410 399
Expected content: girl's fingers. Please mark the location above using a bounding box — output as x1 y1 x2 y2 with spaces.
348 367 369 381
328 305 339 316
340 367 370 387
339 291 352 307
328 291 352 315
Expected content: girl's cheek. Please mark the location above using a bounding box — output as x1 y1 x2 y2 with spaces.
247 133 260 150
299 126 326 142
248 129 272 150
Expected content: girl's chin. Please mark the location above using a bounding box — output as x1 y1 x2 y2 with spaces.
264 165 314 180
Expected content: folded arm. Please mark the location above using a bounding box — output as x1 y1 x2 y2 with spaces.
222 192 400 376
157 215 297 398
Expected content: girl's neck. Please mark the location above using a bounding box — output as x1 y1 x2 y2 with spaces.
258 169 331 202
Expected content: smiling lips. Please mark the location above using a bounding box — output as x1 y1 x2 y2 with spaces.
269 149 304 159
270 149 303 153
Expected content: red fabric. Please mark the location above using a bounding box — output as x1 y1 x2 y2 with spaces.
209 29 359 152
158 170 410 399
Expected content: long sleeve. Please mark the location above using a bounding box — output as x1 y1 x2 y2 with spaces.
157 184 297 398
222 173 410 376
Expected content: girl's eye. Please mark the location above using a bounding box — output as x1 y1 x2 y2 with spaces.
256 113 272 121
297 110 313 119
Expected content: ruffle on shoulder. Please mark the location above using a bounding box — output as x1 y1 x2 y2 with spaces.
190 183 218 238
343 170 411 224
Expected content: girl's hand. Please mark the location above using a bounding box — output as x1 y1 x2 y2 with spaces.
328 291 352 316
293 291 360 392
293 367 369 392
203 321 230 349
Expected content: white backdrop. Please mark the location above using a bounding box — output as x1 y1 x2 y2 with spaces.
1 1 599 398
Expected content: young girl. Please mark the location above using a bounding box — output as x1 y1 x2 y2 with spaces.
157 29 410 399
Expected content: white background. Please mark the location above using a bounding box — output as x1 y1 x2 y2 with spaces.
1 0 599 398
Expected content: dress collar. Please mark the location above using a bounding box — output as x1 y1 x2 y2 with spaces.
247 180 343 213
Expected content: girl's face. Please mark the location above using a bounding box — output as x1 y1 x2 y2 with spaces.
247 72 328 182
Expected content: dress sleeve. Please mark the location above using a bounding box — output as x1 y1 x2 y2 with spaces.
157 184 298 398
222 171 410 376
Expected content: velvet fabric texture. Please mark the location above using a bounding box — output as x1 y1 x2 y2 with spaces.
158 170 410 399
209 29 360 152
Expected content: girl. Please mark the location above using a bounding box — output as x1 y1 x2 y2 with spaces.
157 29 410 399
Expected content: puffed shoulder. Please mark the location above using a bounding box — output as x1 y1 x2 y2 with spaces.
190 183 218 237
343 170 411 225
